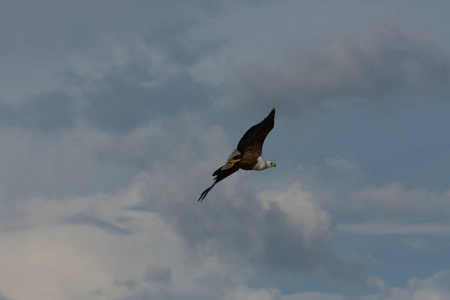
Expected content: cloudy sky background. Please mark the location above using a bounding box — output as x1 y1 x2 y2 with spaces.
1 1 450 299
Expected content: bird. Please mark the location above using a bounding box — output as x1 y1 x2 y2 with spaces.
198 108 276 202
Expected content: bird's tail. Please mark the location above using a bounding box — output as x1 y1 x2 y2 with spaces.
198 165 239 202
198 182 217 202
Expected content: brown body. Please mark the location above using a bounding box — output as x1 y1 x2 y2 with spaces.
235 151 259 170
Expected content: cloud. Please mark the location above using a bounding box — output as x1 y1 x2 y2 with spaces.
348 184 450 220
2 1 450 299
0 122 137 200
64 212 133 235
82 72 210 132
0 113 340 299
0 91 76 132
0 170 336 300
339 222 450 236
220 285 281 300
0 148 343 300
0 1 218 136
144 265 172 285
0 291 14 300
217 270 450 300
144 177 341 275
0 94 350 299
340 185 450 238
324 155 359 171
283 291 346 300
0 177 203 300
221 286 348 300
363 270 450 300
191 25 450 112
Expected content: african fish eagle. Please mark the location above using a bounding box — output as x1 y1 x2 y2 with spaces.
198 108 276 202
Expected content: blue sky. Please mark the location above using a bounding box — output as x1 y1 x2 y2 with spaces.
1 1 450 299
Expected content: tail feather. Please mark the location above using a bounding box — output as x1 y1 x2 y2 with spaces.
213 166 222 176
198 165 239 202
198 183 216 202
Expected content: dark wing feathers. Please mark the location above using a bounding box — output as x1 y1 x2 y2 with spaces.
236 108 275 155
198 165 239 202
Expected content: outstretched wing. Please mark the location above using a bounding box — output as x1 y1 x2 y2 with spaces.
236 108 275 155
198 165 239 202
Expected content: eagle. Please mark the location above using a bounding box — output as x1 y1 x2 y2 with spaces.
198 108 276 202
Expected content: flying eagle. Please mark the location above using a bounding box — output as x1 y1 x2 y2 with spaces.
198 108 276 202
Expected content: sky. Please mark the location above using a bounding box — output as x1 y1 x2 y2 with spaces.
1 1 450 299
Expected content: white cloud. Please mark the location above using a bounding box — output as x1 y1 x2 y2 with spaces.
283 291 346 300
403 238 426 250
0 109 341 299
339 222 450 236
259 182 334 242
338 185 450 236
348 184 450 217
281 270 450 300
0 152 343 300
214 270 450 300
0 174 242 300
220 285 281 300
0 177 179 300
324 155 359 171
362 270 450 300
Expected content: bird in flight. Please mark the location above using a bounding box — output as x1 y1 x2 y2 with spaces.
198 108 276 202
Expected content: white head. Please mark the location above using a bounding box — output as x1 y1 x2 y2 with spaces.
266 161 276 169
253 156 276 170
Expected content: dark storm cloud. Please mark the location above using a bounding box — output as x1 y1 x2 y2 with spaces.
230 28 450 111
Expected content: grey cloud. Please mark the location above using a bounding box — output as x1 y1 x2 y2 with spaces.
348 184 450 222
195 271 235 296
116 289 172 300
144 264 172 285
220 285 281 300
0 123 137 201
1 0 221 131
96 114 351 277
363 270 450 300
82 73 211 132
0 0 217 57
138 174 346 276
0 91 76 132
80 110 340 276
0 291 14 300
229 28 450 111
64 212 133 235
115 279 138 291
